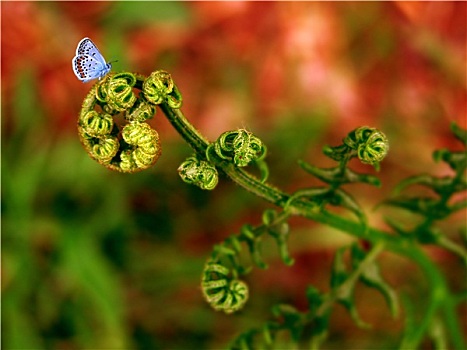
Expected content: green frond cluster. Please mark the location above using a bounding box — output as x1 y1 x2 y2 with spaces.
231 242 397 349
384 123 467 253
143 70 182 108
286 127 387 224
324 126 389 170
74 68 465 349
200 209 294 314
207 129 267 168
178 155 219 190
77 70 182 173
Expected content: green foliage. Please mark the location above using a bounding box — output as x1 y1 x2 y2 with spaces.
167 78 464 348
228 241 399 350
7 68 465 349
383 122 467 261
223 121 465 349
3 72 131 349
71 70 467 349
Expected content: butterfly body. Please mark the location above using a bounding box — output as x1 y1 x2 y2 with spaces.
72 37 111 83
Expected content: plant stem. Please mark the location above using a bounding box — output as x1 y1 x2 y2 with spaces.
160 102 290 204
437 235 467 265
399 246 465 350
316 241 385 317
159 103 210 156
159 103 465 349
159 103 402 246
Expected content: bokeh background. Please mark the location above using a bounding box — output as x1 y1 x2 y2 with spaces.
2 2 466 349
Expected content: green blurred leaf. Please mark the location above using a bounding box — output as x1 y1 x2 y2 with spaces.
60 227 129 348
3 296 43 349
394 174 466 196
433 149 466 172
383 196 449 219
110 1 191 25
399 295 417 350
271 304 304 342
450 122 467 145
429 317 448 350
298 160 381 187
330 246 349 288
350 244 399 318
362 261 399 317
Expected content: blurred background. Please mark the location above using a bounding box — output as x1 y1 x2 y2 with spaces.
2 2 466 349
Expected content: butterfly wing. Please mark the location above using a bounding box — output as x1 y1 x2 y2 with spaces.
76 37 108 66
72 54 108 82
73 37 112 82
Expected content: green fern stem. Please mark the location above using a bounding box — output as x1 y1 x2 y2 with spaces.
158 103 210 156
159 101 401 245
158 101 464 350
76 71 464 348
399 245 464 350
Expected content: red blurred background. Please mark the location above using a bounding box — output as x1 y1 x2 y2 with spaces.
2 2 465 134
2 2 465 349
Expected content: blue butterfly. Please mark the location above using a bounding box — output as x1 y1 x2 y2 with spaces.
72 37 112 83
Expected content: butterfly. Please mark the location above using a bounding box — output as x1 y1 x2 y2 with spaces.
72 37 112 83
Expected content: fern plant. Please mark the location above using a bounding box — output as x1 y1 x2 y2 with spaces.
77 70 466 349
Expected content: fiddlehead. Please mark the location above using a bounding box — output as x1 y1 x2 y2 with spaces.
143 70 182 108
96 72 137 112
120 122 161 172
324 126 389 170
77 70 182 173
79 111 114 137
126 99 156 123
200 208 294 314
178 155 219 190
207 129 267 168
286 127 389 225
201 259 249 314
